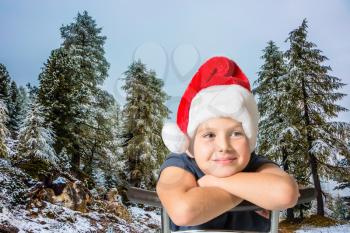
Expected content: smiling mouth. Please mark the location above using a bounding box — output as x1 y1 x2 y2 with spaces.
213 158 237 165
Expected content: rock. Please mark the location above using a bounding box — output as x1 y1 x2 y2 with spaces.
37 188 55 203
51 177 67 195
106 188 119 202
105 188 131 222
52 180 92 213
0 221 19 233
106 201 132 222
28 179 92 213
147 223 158 229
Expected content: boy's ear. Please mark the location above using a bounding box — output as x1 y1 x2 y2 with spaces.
186 136 195 158
186 149 195 158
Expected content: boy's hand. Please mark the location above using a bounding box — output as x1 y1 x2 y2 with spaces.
197 174 218 187
255 209 270 219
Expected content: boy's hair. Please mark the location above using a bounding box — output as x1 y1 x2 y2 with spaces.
162 56 259 154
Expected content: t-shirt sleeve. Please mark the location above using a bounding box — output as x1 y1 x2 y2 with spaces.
157 154 195 181
243 153 279 172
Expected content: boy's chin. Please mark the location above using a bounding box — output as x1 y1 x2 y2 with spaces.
207 168 241 178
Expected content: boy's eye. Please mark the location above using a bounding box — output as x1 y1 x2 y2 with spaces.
202 132 215 138
231 131 243 137
201 131 243 138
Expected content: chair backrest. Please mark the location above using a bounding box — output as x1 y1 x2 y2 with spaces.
127 187 316 233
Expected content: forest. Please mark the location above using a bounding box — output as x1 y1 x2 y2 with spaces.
0 11 349 233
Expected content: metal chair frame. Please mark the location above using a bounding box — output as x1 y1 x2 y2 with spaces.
127 187 316 233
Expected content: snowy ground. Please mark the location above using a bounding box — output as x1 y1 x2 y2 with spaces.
1 158 349 232
322 179 350 197
1 206 101 233
295 224 350 233
0 202 161 233
1 202 350 232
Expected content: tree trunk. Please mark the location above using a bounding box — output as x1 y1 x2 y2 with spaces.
128 150 141 187
83 152 94 177
308 152 324 215
301 78 324 216
282 148 295 221
71 143 81 173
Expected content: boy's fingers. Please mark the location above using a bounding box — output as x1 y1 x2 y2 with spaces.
255 210 270 219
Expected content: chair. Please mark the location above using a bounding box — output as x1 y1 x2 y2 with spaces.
127 187 316 233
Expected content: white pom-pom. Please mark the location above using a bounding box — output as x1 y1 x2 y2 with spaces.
161 122 189 154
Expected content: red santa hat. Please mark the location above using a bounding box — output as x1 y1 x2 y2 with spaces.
161 56 259 154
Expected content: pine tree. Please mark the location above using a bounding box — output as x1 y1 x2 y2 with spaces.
38 11 110 174
253 41 308 220
334 135 350 205
254 41 289 160
57 147 71 172
79 90 121 188
26 83 38 100
38 48 83 171
101 101 127 190
60 11 109 87
105 102 124 189
121 60 170 189
17 86 30 127
148 70 171 166
0 99 9 158
330 194 350 220
0 63 11 101
8 81 22 139
16 97 58 177
284 19 349 216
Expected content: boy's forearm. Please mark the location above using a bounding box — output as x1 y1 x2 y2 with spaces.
183 186 243 226
215 172 299 210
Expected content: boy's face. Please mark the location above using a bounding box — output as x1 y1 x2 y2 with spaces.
190 117 251 178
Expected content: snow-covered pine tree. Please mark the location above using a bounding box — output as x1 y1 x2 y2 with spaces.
38 11 110 175
38 48 82 171
147 70 171 182
8 81 22 139
90 99 122 190
16 97 58 177
254 41 290 160
103 102 124 190
60 10 109 87
329 194 350 220
0 99 9 158
26 83 39 100
285 19 349 216
334 133 350 208
253 41 308 220
80 90 121 188
57 147 71 172
102 101 123 189
121 61 150 189
0 63 11 138
121 60 170 189
17 86 30 128
0 63 11 112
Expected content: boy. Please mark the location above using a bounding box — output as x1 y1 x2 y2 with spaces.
157 56 299 232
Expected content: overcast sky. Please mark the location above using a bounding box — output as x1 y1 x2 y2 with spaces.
1 0 349 121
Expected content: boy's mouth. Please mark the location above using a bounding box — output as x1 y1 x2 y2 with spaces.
213 157 237 165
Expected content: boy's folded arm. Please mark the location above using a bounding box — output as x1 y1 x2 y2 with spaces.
210 163 299 210
156 166 243 226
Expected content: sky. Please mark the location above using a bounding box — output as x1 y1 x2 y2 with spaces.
1 0 349 122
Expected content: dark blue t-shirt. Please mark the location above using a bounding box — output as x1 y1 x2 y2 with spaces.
158 152 278 232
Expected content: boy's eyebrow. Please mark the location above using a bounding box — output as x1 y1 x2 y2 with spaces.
197 125 243 133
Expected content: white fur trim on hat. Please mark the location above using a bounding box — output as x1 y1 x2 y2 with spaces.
161 122 189 154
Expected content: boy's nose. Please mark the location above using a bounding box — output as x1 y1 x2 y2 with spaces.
216 135 233 152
